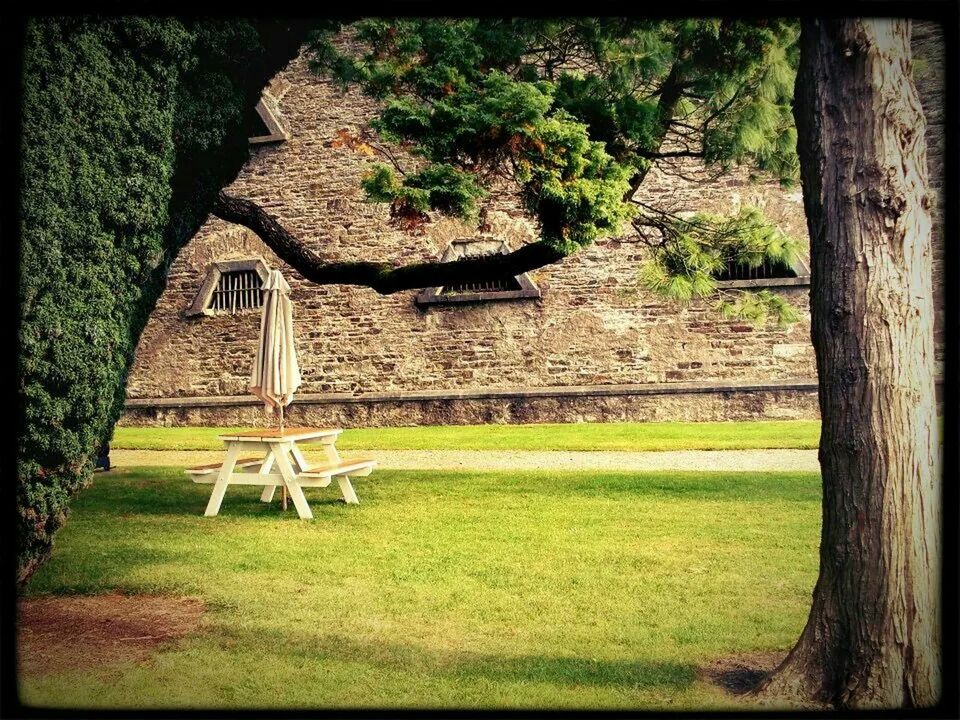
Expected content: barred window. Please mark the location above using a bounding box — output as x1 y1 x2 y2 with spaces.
415 238 541 306
208 270 264 313
715 257 797 282
186 258 271 318
440 276 523 295
714 255 811 288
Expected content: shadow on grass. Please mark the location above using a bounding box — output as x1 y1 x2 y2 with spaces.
214 625 696 693
85 467 821 521
78 469 364 519
457 652 695 691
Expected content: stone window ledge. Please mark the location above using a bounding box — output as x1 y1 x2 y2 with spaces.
415 286 541 306
715 275 811 289
249 92 289 145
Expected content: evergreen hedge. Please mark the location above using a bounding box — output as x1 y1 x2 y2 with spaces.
17 17 309 583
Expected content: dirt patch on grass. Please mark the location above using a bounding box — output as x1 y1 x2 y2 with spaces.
18 592 205 677
699 650 787 695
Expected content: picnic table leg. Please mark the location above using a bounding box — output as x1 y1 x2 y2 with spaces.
319 438 341 466
283 445 303 510
273 443 313 519
204 443 242 517
336 475 360 505
289 443 312 472
319 438 359 504
258 450 278 503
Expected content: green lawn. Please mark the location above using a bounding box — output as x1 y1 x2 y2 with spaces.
113 419 821 452
21 466 821 710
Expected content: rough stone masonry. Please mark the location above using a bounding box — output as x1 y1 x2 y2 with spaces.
121 23 945 428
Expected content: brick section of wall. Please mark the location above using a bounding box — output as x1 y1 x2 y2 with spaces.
122 24 944 427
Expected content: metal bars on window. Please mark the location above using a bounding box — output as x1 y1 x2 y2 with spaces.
715 257 798 282
209 270 264 313
440 276 523 295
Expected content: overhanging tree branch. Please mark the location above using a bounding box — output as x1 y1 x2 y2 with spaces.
635 148 704 159
212 191 567 294
622 62 688 202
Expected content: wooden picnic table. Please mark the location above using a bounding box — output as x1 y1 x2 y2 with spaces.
185 427 375 519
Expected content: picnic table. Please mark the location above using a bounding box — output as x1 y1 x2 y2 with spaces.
185 427 376 519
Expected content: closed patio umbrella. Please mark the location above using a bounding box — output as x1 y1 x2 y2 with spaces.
250 270 300 431
250 269 301 427
250 269 302 509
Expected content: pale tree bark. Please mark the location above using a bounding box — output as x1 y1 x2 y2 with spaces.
755 18 940 709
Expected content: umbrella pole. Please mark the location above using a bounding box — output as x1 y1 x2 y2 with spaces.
280 404 288 511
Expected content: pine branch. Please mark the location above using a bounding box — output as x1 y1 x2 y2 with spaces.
622 61 688 201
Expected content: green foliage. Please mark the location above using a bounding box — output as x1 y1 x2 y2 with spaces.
519 110 637 248
362 163 487 219
310 18 800 253
19 17 186 583
310 18 802 313
637 207 802 326
17 17 305 582
700 36 800 184
716 289 800 328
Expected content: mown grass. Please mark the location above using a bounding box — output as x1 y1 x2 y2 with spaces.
21 466 821 710
112 420 822 452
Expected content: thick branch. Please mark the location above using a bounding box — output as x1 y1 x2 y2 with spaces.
635 148 704 160
623 62 688 201
212 191 566 294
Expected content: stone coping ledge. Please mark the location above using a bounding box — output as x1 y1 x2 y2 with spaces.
714 276 811 289
126 379 820 409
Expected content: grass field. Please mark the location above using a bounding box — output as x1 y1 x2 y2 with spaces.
21 466 821 710
112 420 822 453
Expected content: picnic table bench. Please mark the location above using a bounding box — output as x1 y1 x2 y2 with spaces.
185 427 375 519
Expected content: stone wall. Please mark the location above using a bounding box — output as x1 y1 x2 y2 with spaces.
121 22 944 427
123 382 821 427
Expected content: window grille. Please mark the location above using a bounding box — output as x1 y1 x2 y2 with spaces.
440 276 523 295
186 257 271 318
715 257 798 282
415 238 541 307
208 270 264 313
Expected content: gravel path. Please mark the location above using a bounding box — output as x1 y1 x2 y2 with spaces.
111 448 819 473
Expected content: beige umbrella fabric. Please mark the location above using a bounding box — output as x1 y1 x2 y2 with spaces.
249 269 302 430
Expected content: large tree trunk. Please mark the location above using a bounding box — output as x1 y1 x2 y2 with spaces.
755 18 940 709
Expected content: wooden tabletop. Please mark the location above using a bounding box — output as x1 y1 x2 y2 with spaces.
218 427 342 443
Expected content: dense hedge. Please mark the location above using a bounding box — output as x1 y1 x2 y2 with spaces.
17 17 309 583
